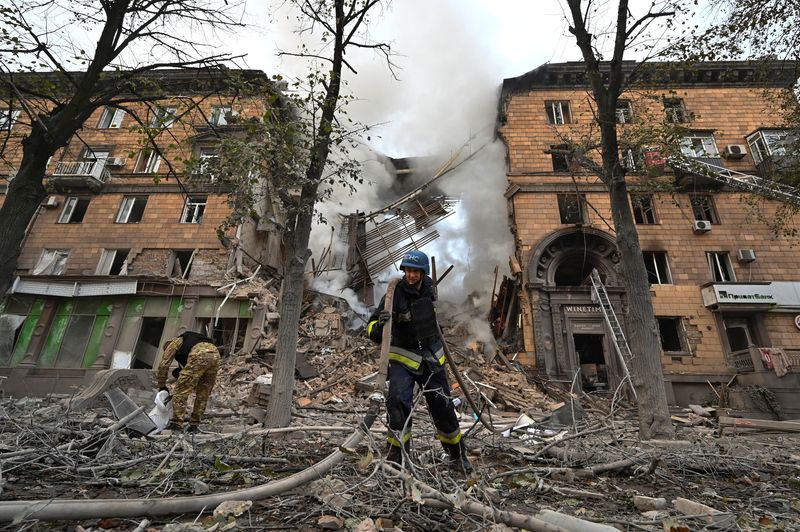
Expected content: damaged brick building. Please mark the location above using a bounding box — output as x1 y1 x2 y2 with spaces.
499 60 800 415
0 69 283 396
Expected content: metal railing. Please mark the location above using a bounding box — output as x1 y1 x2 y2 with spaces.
52 161 111 183
729 348 755 373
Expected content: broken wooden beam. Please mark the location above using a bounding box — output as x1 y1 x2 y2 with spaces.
718 416 800 434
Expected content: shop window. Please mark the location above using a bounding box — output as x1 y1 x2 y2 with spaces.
97 107 125 129
132 317 166 369
558 193 586 224
545 101 571 125
690 195 718 223
631 194 656 224
707 251 735 282
196 317 245 355
616 99 633 124
58 197 91 224
181 196 206 223
657 317 687 354
642 251 672 284
96 249 130 275
116 196 148 223
32 249 69 275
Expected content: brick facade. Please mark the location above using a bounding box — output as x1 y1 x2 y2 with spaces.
499 61 800 408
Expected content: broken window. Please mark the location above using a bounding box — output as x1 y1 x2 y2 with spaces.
170 249 195 278
196 147 219 180
690 195 718 223
116 196 148 223
58 197 91 224
707 251 735 282
681 132 719 158
642 251 672 284
33 249 69 275
621 146 643 171
657 317 687 353
133 149 161 174
0 109 20 131
82 148 110 163
545 101 571 125
181 196 206 224
210 105 233 126
616 100 633 124
747 129 789 164
550 144 572 172
557 193 586 224
631 194 656 224
132 317 166 369
664 98 688 123
723 317 757 353
150 106 177 128
97 107 125 129
96 249 130 275
197 317 245 355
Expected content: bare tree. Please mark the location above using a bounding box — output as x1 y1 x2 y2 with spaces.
0 0 245 297
262 0 388 428
562 0 676 439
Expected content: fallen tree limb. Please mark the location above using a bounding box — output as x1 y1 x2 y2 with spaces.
382 464 569 532
718 416 800 434
0 399 380 523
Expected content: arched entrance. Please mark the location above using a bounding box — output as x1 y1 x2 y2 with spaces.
524 228 626 390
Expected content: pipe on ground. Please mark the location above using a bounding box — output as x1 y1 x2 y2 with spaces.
0 401 380 523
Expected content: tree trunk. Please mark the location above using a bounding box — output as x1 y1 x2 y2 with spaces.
0 131 52 296
607 175 675 439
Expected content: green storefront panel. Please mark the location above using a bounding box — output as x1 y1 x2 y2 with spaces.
38 301 74 367
8 299 45 367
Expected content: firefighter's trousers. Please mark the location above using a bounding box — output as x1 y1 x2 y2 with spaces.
386 360 463 455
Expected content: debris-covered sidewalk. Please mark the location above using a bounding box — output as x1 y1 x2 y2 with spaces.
1 304 799 531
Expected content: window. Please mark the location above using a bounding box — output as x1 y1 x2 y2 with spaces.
210 106 233 126
83 148 110 162
545 101 571 125
551 144 571 172
181 196 207 224
557 193 586 224
0 109 20 131
664 98 688 123
723 318 757 353
170 250 195 278
97 107 125 129
58 197 91 224
747 130 789 164
616 100 633 124
197 147 219 179
96 249 130 275
133 149 161 174
690 195 718 223
150 106 177 128
642 251 672 284
707 252 735 282
116 196 148 223
631 194 656 224
32 249 69 275
680 132 719 158
621 146 643 171
657 317 687 353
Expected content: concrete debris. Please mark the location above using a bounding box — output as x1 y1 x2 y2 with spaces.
633 495 667 512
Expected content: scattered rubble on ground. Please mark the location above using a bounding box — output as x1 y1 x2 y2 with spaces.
1 294 800 531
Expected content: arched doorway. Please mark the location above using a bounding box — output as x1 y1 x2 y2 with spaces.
524 228 625 390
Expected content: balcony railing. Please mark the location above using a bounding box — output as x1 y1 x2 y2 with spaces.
729 348 755 373
50 161 110 192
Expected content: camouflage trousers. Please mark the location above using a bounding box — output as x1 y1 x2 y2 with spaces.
172 342 220 427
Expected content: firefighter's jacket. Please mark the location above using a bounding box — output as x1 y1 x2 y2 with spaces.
367 276 445 372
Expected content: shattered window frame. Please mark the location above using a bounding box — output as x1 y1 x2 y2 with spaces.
170 249 196 278
550 144 572 172
150 106 178 128
58 196 91 224
707 251 736 282
181 196 207 224
664 98 688 123
210 105 234 126
96 248 130 275
557 193 586 224
631 194 656 224
116 195 148 223
32 249 70 275
681 132 719 158
656 317 689 355
616 99 633 124
545 100 571 125
97 107 125 129
690 194 719 223
133 149 161 174
747 129 789 164
642 251 672 284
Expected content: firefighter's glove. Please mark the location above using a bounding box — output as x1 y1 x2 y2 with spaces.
378 310 391 325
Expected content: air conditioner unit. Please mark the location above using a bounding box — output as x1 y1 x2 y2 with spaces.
105 157 127 167
737 249 757 262
693 220 712 233
724 145 747 159
41 196 60 209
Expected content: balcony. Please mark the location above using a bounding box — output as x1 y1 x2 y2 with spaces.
672 156 727 189
50 161 110 192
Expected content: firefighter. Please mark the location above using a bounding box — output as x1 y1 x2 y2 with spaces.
155 330 220 432
367 250 471 472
